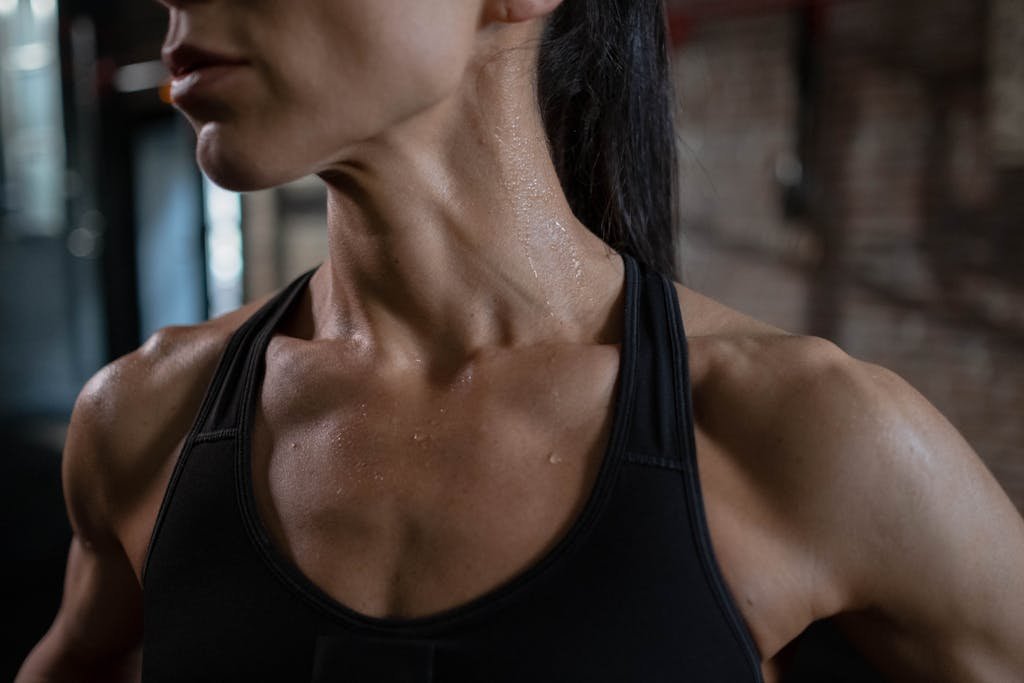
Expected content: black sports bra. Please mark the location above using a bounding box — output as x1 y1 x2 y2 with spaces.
141 254 763 682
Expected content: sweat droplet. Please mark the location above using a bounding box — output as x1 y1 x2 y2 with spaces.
412 432 426 442
547 452 563 464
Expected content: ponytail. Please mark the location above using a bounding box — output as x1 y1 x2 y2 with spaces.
538 0 679 279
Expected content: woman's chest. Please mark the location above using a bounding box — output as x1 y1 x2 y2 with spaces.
249 350 621 620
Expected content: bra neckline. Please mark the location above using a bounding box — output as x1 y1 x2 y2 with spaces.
234 253 640 634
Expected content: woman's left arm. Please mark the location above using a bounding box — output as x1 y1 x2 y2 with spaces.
781 349 1024 682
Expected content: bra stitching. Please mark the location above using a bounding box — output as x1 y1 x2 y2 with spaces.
193 428 238 443
623 451 684 471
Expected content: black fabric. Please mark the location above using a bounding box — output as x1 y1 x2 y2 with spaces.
141 255 764 682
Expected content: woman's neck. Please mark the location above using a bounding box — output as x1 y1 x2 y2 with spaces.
306 31 624 370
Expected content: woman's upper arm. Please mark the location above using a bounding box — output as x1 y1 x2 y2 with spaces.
18 537 144 682
778 348 1024 681
17 373 143 682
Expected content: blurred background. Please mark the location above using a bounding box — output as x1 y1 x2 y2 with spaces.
1 0 1021 678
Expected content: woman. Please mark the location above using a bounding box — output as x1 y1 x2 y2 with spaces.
18 0 1024 681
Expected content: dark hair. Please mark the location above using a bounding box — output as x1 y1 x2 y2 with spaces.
538 0 678 280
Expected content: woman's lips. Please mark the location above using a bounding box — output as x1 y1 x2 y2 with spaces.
168 62 249 107
162 44 250 106
162 43 248 77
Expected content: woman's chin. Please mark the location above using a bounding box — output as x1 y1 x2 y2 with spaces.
198 164 278 193
196 133 304 192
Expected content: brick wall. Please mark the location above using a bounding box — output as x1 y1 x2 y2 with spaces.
672 0 1024 510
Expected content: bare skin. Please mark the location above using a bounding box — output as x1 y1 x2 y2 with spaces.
17 0 1024 681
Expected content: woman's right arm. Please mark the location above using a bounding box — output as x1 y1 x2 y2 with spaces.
16 379 144 683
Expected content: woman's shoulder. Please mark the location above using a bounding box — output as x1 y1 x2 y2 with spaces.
74 290 276 451
62 291 277 574
676 284 1024 679
674 279 882 403
672 282 850 413
674 281 985 559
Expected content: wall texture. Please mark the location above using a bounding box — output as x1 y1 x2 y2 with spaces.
672 0 1024 511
